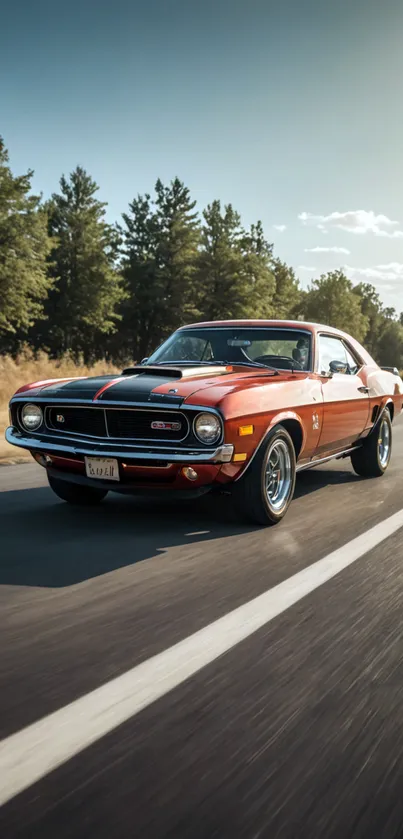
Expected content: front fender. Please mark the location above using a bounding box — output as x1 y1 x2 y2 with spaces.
266 410 307 451
222 410 306 483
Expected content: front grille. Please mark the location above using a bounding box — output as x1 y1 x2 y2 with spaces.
106 410 186 441
47 407 107 437
45 406 188 442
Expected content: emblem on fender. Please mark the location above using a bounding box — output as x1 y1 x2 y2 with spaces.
151 421 181 431
312 412 319 430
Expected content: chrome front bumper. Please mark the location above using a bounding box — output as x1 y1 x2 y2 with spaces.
5 427 234 464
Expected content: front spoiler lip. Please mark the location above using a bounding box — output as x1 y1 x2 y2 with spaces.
5 427 234 464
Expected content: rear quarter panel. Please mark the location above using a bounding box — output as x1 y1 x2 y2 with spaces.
366 367 403 420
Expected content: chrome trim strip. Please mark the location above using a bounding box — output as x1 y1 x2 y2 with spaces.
179 326 313 334
295 446 360 472
5 427 234 464
122 462 173 470
11 396 221 415
11 425 206 452
42 404 190 443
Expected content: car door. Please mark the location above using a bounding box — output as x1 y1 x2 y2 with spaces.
315 334 370 454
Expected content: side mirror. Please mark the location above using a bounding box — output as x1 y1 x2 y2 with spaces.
329 359 348 375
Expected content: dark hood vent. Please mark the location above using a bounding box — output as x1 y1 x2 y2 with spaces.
121 366 183 377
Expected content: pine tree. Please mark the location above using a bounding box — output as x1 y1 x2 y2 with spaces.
270 257 301 318
39 167 124 361
0 137 53 351
119 178 201 360
197 201 243 320
154 178 201 330
118 193 160 361
241 221 275 318
197 203 275 320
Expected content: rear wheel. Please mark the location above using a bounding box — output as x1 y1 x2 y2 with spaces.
232 426 296 526
350 409 392 477
48 473 108 505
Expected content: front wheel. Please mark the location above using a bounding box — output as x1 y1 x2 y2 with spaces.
232 426 296 526
48 473 108 505
350 410 392 477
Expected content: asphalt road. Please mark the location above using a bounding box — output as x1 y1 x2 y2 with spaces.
1 420 403 838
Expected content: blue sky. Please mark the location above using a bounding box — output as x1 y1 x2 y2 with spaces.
2 0 403 309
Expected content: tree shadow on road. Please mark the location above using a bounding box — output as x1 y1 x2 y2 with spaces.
0 464 363 588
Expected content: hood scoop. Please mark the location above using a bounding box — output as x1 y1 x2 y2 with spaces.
121 365 231 379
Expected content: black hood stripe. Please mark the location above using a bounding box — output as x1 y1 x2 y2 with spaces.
96 373 183 403
32 372 185 404
23 366 233 405
35 376 113 401
92 376 127 400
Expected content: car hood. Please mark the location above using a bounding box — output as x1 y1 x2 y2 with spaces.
15 364 294 406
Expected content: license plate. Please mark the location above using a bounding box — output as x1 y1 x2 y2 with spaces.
84 457 120 482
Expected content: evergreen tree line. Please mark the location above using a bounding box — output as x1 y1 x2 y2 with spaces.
1 135 402 368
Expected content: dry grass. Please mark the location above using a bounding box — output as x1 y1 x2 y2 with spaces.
0 349 119 463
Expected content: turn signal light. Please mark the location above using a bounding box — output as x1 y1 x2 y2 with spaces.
34 453 52 467
238 424 254 436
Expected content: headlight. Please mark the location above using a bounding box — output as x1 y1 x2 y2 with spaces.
194 412 221 445
21 404 43 431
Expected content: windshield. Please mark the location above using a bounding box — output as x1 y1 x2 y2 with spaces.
146 328 312 371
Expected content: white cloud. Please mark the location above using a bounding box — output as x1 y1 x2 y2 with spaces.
273 224 287 233
345 263 403 282
297 265 316 272
299 210 403 238
304 246 350 254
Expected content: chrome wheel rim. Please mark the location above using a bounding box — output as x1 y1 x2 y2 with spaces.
378 418 390 468
265 439 292 511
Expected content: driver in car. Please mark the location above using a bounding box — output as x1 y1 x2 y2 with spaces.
292 338 309 370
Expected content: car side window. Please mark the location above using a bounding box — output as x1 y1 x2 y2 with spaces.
318 335 349 375
344 345 359 374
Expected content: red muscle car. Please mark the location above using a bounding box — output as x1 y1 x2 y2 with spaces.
6 320 403 525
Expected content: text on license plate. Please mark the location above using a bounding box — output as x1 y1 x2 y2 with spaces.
84 457 120 482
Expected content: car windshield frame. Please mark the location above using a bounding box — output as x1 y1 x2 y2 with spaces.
146 326 313 372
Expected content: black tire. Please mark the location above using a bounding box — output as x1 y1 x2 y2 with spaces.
232 426 296 526
48 473 108 505
350 409 392 478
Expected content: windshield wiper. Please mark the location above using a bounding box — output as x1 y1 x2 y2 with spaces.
148 360 220 366
219 360 280 374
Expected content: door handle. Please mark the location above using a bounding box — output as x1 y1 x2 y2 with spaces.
357 386 369 393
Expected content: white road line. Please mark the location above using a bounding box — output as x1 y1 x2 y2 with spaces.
1 509 403 806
